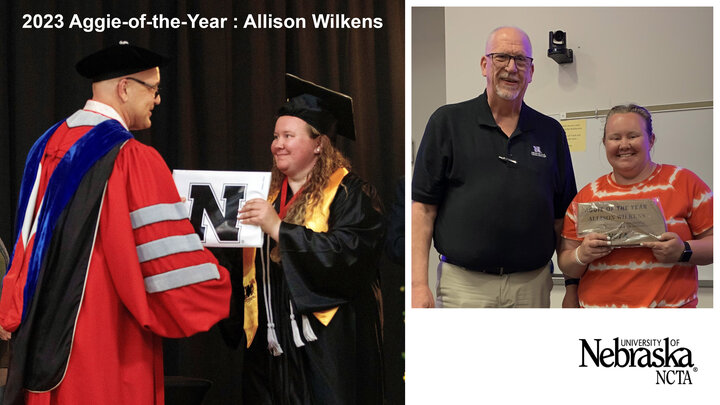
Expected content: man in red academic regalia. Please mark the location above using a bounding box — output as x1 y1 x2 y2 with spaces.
0 42 231 405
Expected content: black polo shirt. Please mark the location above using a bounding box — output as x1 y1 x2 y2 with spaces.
412 91 577 270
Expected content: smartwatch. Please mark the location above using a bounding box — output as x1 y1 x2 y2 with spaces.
678 241 693 262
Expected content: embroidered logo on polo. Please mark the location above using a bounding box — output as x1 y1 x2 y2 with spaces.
531 145 547 158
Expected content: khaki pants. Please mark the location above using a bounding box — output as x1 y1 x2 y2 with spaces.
436 261 552 308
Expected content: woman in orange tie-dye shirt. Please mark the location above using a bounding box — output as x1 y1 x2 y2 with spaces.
558 104 713 308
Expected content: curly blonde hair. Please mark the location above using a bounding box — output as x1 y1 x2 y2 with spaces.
269 123 351 226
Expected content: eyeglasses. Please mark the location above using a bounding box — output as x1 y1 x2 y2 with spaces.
486 53 534 70
126 77 161 98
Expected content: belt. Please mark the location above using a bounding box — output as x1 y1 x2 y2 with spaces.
440 255 530 275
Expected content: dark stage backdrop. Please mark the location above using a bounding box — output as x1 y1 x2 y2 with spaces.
0 1 404 404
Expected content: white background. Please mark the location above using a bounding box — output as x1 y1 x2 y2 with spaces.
406 1 719 403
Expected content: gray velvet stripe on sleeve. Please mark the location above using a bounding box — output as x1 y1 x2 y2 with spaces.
136 234 203 263
144 263 220 293
130 202 189 229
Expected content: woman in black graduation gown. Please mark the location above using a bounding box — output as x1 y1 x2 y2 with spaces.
235 74 384 404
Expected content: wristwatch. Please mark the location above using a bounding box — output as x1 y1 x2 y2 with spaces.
678 241 693 262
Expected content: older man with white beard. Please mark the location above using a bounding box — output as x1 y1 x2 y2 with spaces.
411 26 577 308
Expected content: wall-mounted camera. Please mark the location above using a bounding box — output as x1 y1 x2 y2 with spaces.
548 31 573 64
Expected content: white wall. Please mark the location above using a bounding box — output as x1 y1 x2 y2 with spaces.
444 7 712 113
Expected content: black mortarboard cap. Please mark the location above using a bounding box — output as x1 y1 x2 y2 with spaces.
278 73 356 141
75 41 169 82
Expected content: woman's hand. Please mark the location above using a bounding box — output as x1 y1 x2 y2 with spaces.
562 285 580 308
558 233 613 278
238 199 282 242
641 232 685 263
576 232 613 264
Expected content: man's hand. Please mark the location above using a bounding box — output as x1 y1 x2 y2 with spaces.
412 284 435 308
411 202 438 308
0 325 11 340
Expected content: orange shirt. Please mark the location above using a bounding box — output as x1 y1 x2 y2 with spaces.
562 164 712 308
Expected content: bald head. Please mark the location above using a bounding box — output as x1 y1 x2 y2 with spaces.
481 26 534 107
486 26 533 58
91 67 161 131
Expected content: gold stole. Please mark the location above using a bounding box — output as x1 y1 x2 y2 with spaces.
243 167 349 347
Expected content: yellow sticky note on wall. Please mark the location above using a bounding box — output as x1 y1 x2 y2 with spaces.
561 119 587 152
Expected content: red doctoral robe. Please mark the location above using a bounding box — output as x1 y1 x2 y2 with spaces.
0 105 231 404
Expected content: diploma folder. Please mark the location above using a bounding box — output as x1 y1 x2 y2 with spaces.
173 170 271 247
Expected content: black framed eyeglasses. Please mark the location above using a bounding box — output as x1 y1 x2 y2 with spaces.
486 53 533 70
126 77 161 98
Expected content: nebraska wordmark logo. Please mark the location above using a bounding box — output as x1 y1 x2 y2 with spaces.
579 338 697 385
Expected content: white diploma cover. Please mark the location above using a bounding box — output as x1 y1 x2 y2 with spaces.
172 170 271 247
575 199 667 247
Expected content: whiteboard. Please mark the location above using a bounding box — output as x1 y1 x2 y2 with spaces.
553 107 713 281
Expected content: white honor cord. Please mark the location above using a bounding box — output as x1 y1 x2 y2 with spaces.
261 234 283 356
289 301 305 347
302 314 318 342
